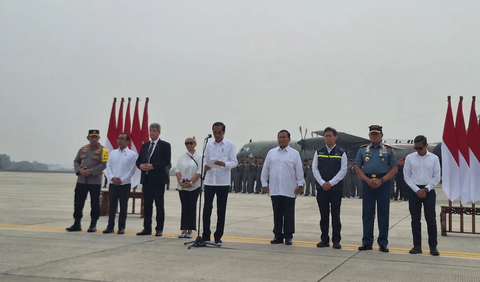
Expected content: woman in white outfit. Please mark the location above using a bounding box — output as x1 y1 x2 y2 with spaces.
175 137 202 238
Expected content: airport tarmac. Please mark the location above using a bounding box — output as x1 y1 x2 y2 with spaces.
0 171 479 282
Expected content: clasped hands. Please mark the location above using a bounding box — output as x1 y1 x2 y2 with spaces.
366 178 383 189
180 180 193 188
111 177 122 186
79 168 92 176
139 163 153 171
416 188 427 198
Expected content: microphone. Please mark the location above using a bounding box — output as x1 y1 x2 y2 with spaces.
205 134 212 140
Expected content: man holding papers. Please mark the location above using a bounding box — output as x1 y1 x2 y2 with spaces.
202 122 238 246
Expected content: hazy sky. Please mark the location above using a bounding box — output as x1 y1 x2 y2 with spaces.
1 1 479 167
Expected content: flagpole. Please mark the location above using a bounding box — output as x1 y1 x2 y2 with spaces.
448 200 452 232
473 203 476 233
472 95 477 234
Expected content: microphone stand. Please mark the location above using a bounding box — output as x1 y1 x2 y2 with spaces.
184 135 219 248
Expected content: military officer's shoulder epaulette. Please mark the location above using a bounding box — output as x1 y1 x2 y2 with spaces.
383 144 393 148
359 144 368 148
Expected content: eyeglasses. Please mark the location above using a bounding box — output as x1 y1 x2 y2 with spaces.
185 142 194 146
117 138 127 141
413 146 425 151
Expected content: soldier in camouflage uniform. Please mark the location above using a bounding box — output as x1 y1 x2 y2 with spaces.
255 157 264 194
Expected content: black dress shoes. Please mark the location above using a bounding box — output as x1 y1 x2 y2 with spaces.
317 241 329 248
430 247 440 256
333 243 342 249
102 228 114 234
379 245 389 253
66 223 81 232
358 244 373 251
136 230 152 236
285 239 292 245
409 246 423 254
155 230 163 237
117 229 125 235
270 237 284 244
87 220 97 233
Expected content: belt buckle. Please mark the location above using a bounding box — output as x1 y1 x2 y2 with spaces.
372 174 377 179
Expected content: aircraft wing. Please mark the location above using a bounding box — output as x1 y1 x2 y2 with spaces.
313 130 369 144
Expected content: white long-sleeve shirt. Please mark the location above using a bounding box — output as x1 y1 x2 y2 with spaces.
106 147 138 185
403 151 441 192
175 151 202 191
312 145 348 186
261 146 305 198
204 138 238 186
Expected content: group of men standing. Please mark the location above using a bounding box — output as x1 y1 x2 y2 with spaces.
67 124 172 237
230 156 264 194
66 123 441 256
260 125 441 256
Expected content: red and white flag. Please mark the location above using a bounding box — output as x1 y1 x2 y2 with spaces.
441 96 460 202
130 98 142 188
124 98 132 147
106 98 118 153
117 98 124 137
456 96 470 205
141 97 149 144
468 96 480 203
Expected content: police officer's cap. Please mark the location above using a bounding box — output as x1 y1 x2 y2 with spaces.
369 125 382 134
88 129 100 136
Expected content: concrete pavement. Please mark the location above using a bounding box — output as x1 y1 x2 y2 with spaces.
0 171 479 282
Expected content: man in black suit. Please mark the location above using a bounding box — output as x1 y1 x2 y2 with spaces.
136 123 171 236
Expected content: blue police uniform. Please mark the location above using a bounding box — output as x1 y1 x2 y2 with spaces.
354 125 398 248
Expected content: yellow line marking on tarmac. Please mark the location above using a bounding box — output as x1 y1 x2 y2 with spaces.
1 224 480 259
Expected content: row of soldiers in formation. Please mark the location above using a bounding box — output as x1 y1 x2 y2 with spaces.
230 156 411 200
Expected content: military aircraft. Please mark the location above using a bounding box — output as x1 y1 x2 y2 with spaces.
237 127 442 161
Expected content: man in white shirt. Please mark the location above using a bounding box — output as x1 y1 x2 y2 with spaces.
202 122 238 246
403 135 441 256
103 133 138 234
261 130 305 245
312 127 348 249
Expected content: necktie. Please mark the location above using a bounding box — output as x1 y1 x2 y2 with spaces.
146 142 155 163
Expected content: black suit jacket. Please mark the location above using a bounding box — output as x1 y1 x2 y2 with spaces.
136 139 172 185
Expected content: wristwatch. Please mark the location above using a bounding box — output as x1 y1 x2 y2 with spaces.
423 188 429 193
380 178 385 183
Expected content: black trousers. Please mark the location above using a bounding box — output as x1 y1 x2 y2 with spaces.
107 183 131 230
202 185 229 241
409 188 437 248
179 188 201 230
397 179 409 200
73 182 101 220
316 188 342 243
142 181 165 232
271 195 296 240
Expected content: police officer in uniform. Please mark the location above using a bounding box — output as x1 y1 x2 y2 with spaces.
67 130 109 232
355 125 398 252
313 127 347 249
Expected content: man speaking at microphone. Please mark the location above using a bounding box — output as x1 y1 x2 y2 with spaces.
202 122 238 246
